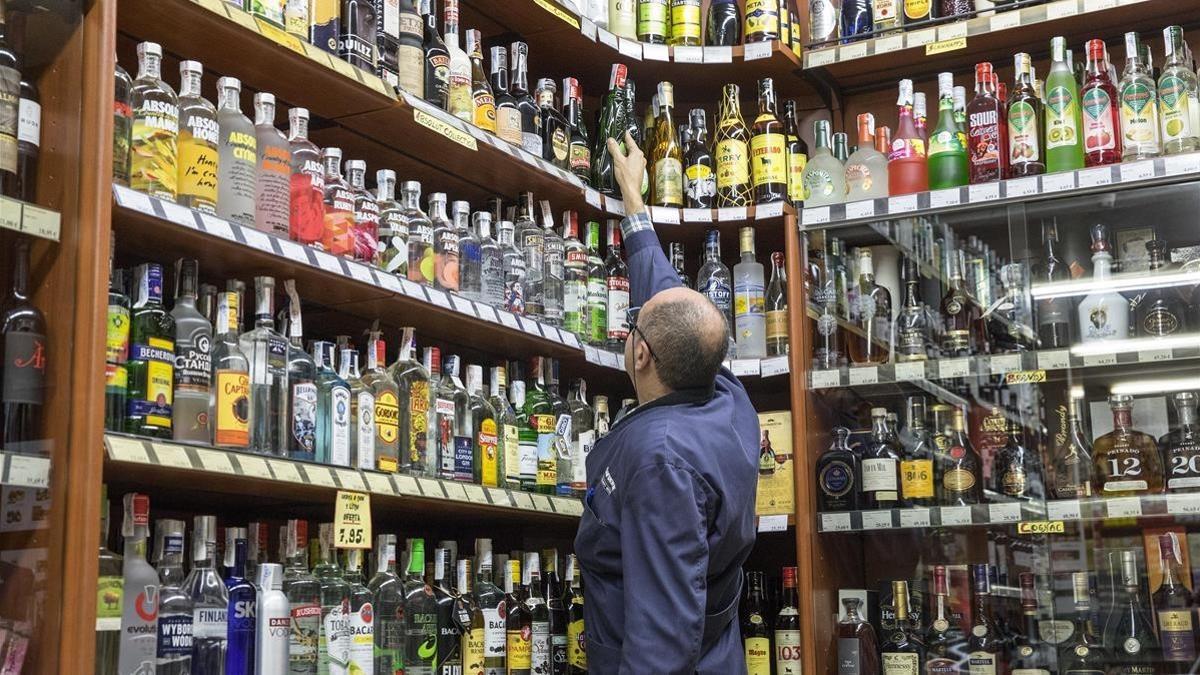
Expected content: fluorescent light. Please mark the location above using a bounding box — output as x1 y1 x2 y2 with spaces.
1030 270 1200 299
1069 385 1084 400
1111 377 1200 396
1070 334 1200 357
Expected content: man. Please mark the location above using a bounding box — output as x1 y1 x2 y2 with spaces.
574 131 760 673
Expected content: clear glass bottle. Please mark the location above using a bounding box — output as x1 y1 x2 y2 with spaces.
321 146 355 256
733 226 766 359
542 201 565 327
345 159 380 264
845 113 888 200
281 520 321 674
363 330 401 472
402 181 435 285
443 0 472 122
312 341 351 466
116 494 159 674
459 208 484 302
376 169 409 276
368 534 403 673
153 517 192 674
390 326 432 476
312 523 350 672
430 192 460 292
547 360 573 497
837 597 879 675
238 276 288 456
584 222 607 346
1159 26 1199 155
474 211 504 308
1162 392 1200 493
1136 240 1188 337
1078 224 1129 342
170 258 212 443
1104 550 1160 668
499 218 527 314
183 515 229 673
286 107 324 245
214 77 257 227
1119 32 1162 161
436 351 474 482
490 365 521 490
253 92 290 236
175 60 218 214
113 57 134 187
566 379 594 499
339 347 375 471
515 192 544 319
403 538 438 674
467 364 500 487
130 42 179 200
222 529 256 674
848 249 891 365
280 281 317 462
696 229 734 332
561 212 588 337
1052 396 1094 499
343 548 374 674
803 120 846 206
861 407 900 509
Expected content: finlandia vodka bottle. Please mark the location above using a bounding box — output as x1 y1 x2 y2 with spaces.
215 77 257 227
476 211 505 307
733 226 767 358
171 258 212 442
255 563 289 674
253 92 291 236
223 529 257 675
541 201 565 326
153 517 193 674
238 276 288 456
184 515 229 673
116 494 158 675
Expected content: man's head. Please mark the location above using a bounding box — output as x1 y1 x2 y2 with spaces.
624 286 729 402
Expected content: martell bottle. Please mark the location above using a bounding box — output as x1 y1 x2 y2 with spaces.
924 565 961 675
1093 394 1162 495
750 77 787 203
939 408 983 505
966 564 1001 675
889 79 928 195
967 62 1005 184
1008 53 1046 178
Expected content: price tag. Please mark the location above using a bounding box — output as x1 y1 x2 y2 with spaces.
600 351 621 369
1006 176 1039 197
584 189 602 209
1167 493 1200 515
517 316 545 337
416 477 444 498
888 194 918 213
938 358 970 379
530 494 553 511
757 514 789 532
940 505 973 526
1105 496 1142 518
641 43 669 61
702 46 732 63
731 360 760 377
443 481 470 501
683 208 713 222
1139 349 1172 363
512 491 537 510
801 206 830 225
579 17 597 40
755 201 784 219
157 200 199 229
114 186 153 212
364 472 395 494
1041 172 1076 193
650 206 681 224
760 356 789 377
398 278 426 299
199 213 237 241
107 436 150 463
989 354 1021 374
449 294 476 316
426 288 454 309
875 35 904 54
861 510 893 530
557 497 583 516
894 361 925 381
413 109 478 150
844 199 875 219
806 47 836 67
394 474 420 495
617 38 642 60
717 206 748 221
1120 159 1155 182
560 331 582 349
938 21 968 40
1083 352 1117 367
192 448 235 474
314 251 346 275
487 487 512 507
989 502 1023 523
334 490 372 549
906 28 937 47
968 182 1000 203
596 27 618 49
1046 499 1082 521
899 508 932 529
304 466 338 488
235 455 272 479
237 227 272 254
256 17 306 52
269 460 304 482
5 455 49 489
1037 349 1070 369
820 512 852 532
582 345 601 364
1083 0 1117 9
475 304 500 323
839 42 868 60
989 10 1022 31
929 188 961 208
277 240 312 265
1077 167 1113 187
743 40 772 60
1164 153 1200 176
152 443 195 469
811 369 841 388
848 366 879 385
1046 0 1079 19
462 484 488 503
346 262 378 286
607 198 625 215
337 469 367 492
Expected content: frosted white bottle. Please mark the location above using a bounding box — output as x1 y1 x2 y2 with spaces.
255 562 290 673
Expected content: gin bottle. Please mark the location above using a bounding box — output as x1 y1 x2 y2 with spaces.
498 219 527 314
376 169 408 276
467 364 500 487
215 77 257 227
368 534 403 673
542 200 565 326
321 147 356 256
282 520 321 675
184 516 229 673
153 518 192 674
459 208 484 302
1078 225 1129 342
402 181 435 285
211 283 250 450
238 276 288 456
176 60 218 214
561 211 588 338
364 331 401 472
223 529 256 674
313 524 351 673
389 326 431 475
313 341 351 466
476 211 505 307
288 107 325 246
489 365 521 490
170 258 212 443
345 159 380 264
733 226 766 359
116 494 158 675
130 42 179 200
515 192 544 318
696 229 733 331
429 193 460 292
281 281 318 462
338 347 374 471
253 92 291 236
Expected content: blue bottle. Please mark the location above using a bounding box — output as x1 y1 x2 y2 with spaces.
223 530 257 674
840 0 872 41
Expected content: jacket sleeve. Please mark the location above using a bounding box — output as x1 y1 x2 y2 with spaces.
617 460 709 674
621 212 682 308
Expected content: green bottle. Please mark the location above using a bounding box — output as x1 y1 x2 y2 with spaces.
584 222 608 346
1045 36 1085 172
125 263 176 438
518 356 557 495
928 72 969 189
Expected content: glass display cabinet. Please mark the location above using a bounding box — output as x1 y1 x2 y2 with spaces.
801 160 1200 675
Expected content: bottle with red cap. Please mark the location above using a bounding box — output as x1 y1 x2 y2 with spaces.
1081 38 1123 166
967 62 1006 184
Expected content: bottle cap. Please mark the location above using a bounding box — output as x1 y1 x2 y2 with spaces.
257 562 284 591
137 41 162 58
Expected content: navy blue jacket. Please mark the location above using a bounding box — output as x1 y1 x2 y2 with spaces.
574 214 760 674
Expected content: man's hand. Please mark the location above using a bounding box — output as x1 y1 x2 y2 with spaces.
606 130 647 215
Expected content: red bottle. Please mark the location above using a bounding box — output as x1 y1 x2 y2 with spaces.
967 62 1005 184
888 79 929 196
1081 38 1123 167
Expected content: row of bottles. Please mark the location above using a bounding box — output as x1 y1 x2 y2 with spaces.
809 0 1042 45
584 0 803 50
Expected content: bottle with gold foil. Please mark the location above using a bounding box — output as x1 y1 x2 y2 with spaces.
130 42 179 200
467 29 496 133
714 83 751 207
669 0 702 46
363 330 401 473
210 285 250 450
390 327 432 476
751 77 787 204
215 76 257 228
743 0 779 42
396 0 424 96
742 570 771 675
650 81 683 208
175 60 218 214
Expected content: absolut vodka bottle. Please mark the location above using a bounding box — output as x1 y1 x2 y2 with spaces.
477 212 504 308
253 92 291 236
215 77 257 228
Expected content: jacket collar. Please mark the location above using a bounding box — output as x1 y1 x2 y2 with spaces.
610 384 715 431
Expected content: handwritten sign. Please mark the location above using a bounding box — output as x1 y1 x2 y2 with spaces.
334 490 372 549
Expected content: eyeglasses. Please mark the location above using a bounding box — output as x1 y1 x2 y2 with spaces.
626 306 660 363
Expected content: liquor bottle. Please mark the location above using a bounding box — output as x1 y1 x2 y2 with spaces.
1119 32 1161 161
1045 37 1085 172
928 72 968 189
742 570 771 675
97 490 123 671
402 180 435 285
650 81 684 207
539 550 566 672
1052 397 1094 499
807 0 836 43
1104 550 1160 671
498 218 527 314
382 329 423 475
170 259 211 443
764 252 789 357
459 208 484 302
1036 224 1072 348
105 253 130 433
897 396 935 507
915 92 928 143
175 60 218 214
287 107 325 246
376 169 408 276
1008 53 1046 177
923 565 960 675
732 227 767 358
894 259 928 362
238 277 287 456
429 192 460 292
422 0 450 109
443 0 471 122
114 58 134 186
215 77 257 228
683 108 715 208
748 78 787 203
816 427 859 511
801 119 844 206
468 540 504 673
312 341 351 466
282 0 307 36
1136 240 1187 336
504 556 532 673
860 408 901 508
278 282 316 463
130 42 179 200
667 242 688 287
881 580 924 675
116 494 158 674
125 263 175 439
541 202 565 327
1094 394 1163 495
522 357 556 494
1079 39 1122 166
706 0 740 45
938 407 983 505
464 364 498 486
311 524 350 672
466 29 496 133
371 0 400 86
584 222 608 346
281 520 320 674
513 193 543 319
1161 392 1200 492
1153 533 1195 667
608 0 636 38
252 92 291 236
993 419 1042 501
320 147 356 256
1058 571 1106 675
840 0 870 42
848 248 891 365
772 566 801 675
590 64 627 195
368 534 403 673
222 530 255 675
1077 225 1128 342
565 378 594 498
781 100 808 204
345 159 380 263
487 45 521 147
522 553 550 673
637 0 669 43
395 0 423 95
482 365 516 489
838 597 879 675
338 0 377 69
967 62 1005 183
844 113 886 200
669 0 701 45
983 263 1034 352
1008 573 1052 675
1159 26 1199 154
901 0 931 25
889 79 929 195
714 83 752 207
511 42 540 156
940 250 980 356
253 562 288 674
562 212 589 338
152 518 192 674
561 78 590 182
336 347 372 470
604 221 630 349
363 331 401 472
184 516 229 672
965 564 1001 675
430 547 463 671
476 212 505 307
428 350 459 480
744 0 779 42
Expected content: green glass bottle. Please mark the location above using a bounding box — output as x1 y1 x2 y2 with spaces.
928 72 969 189
125 263 175 438
519 356 556 495
584 222 607 346
1046 36 1085 172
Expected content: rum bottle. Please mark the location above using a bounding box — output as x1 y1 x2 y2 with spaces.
1162 392 1200 492
1159 26 1198 155
130 42 179 200
215 76 257 228
650 81 684 207
751 77 787 203
253 92 291 236
1008 53 1046 177
1052 397 1094 499
889 79 928 195
848 248 891 365
968 62 1005 184
320 147 355 256
838 597 879 675
287 107 324 246
881 581 924 675
1093 394 1163 495
714 83 752 207
861 407 901 509
1119 31 1161 161
176 60 218 214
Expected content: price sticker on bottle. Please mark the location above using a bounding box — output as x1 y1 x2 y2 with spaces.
820 512 852 532
333 490 372 549
899 508 932 529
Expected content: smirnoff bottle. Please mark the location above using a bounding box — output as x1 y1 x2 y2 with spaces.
215 77 257 228
345 159 380 264
287 107 324 246
253 92 291 236
515 192 544 318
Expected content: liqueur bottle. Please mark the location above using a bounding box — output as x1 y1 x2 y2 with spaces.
873 0 898 34
564 78 591 181
1052 397 1094 499
1094 394 1163 495
845 113 888 200
1078 225 1128 342
175 60 218 214
707 0 740 45
130 42 179 200
1136 240 1187 337
215 77 257 228
467 29 496 133
929 72 968 189
861 408 901 509
669 0 702 46
840 0 871 43
881 581 924 675
184 516 229 673
1158 26 1198 155
604 221 630 349
889 79 928 195
1119 32 1161 161
287 107 325 246
1058 571 1107 675
253 92 291 236
402 180 435 285
783 100 810 204
650 81 684 207
968 61 1005 183
817 427 859 512
765 252 789 357
126 263 175 439
320 147 356 256
839 597 879 675
637 0 669 43
1104 550 1160 672
443 0 471 122
106 247 130 433
899 396 935 507
114 57 134 186
511 42 540 157
238 277 288 456
1046 36 1085 172
903 0 932 25
395 0 424 96
376 169 409 276
744 0 779 42
1008 53 1046 177
750 77 787 203
491 45 522 147
337 0 377 70
803 120 845 206
733 227 767 358
714 83 752 207
170 259 211 443
848 249 891 365
939 408 983 505
1162 392 1200 493
742 570 772 675
422 0 450 109
372 0 401 87
1080 38 1122 166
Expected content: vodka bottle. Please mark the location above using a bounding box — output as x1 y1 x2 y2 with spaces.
541 200 565 326
368 534 403 673
130 42 179 200
313 523 351 673
288 107 325 245
313 341 351 466
339 347 375 471
116 494 159 675
474 538 506 674
321 147 356 256
733 226 766 358
403 181 435 285
153 517 193 674
376 169 409 276
346 159 381 264
498 219 527 314
176 60 218 214
255 563 289 674
253 92 291 236
215 76 257 227
459 207 484 302
430 192 460 292
476 211 505 307
238 276 288 456
184 516 229 673
515 192 544 318
171 258 212 442
696 229 733 330
223 529 256 674
402 538 438 674
282 520 320 674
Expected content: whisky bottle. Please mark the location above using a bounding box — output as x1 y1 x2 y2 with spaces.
395 0 423 96
1135 240 1187 337
1058 572 1107 675
252 92 291 237
126 263 175 439
130 42 179 200
862 408 901 509
422 0 450 109
429 194 458 291
742 570 772 675
1093 394 1163 495
170 259 212 443
881 581 924 675
466 29 495 133
940 250 981 357
715 83 752 207
765 251 789 357
176 60 218 214
817 427 859 512
650 81 684 207
215 77 257 228
401 180 435 285
287 107 324 246
442 0 471 123
1104 550 1160 671
1078 225 1129 343
939 408 983 505
1052 397 1094 499
895 258 929 362
375 169 409 276
320 147 356 256
848 249 892 365
1162 391 1200 492
899 396 935 507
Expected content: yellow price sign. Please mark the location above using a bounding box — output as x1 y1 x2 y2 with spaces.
533 0 580 29
413 109 478 151
1005 369 1047 385
1017 520 1065 535
256 18 306 53
334 490 372 549
926 37 967 55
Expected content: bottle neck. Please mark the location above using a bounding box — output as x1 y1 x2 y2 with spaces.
289 114 309 142
402 188 421 210
139 53 162 80
1111 406 1132 430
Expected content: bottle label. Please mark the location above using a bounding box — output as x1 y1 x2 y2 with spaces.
606 277 630 340
156 612 193 657
291 381 318 453
766 309 788 342
214 370 251 447
1001 466 1028 497
671 1 701 40
290 603 321 667
483 606 505 659
587 277 608 343
820 459 854 498
178 119 220 212
436 397 457 475
1081 87 1117 152
883 651 919 675
374 388 400 450
802 166 837 200
928 656 958 675
1120 80 1159 153
968 652 996 675
531 619 551 671
406 381 428 465
1008 101 1041 163
904 0 930 19
503 423 521 484
1159 609 1197 660
744 0 779 37
478 418 499 487
873 0 896 20
321 602 350 673
128 336 174 429
900 458 934 499
535 414 558 486
220 129 258 226
507 628 532 668
861 457 898 495
1045 86 1080 150
568 617 587 668
107 305 131 363
249 0 286 24
654 157 684 206
637 0 668 37
331 385 352 466
775 629 802 675
569 141 590 173
735 282 766 323
397 44 424 97
17 97 38 147
968 107 1002 179
356 390 375 469
1160 76 1193 143
888 136 926 161
685 162 716 203
574 428 595 486
96 575 124 619
745 636 771 674
838 637 861 675
174 326 212 391
1081 297 1123 341
465 626 485 672
809 0 837 41
497 107 523 146
347 601 373 672
519 438 539 480
1143 304 1182 336
700 277 733 314
130 95 179 200
788 150 808 201
943 466 976 493
454 434 474 482
715 138 750 189
474 92 497 133
192 606 228 637
750 132 787 186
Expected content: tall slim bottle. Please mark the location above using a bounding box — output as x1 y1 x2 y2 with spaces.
1119 32 1161 161
967 62 1005 184
609 0 636 39
239 276 288 456
1159 26 1199 154
889 79 928 194
733 227 766 358
430 192 460 292
215 77 257 227
153 517 192 675
1081 39 1122 166
345 159 380 264
287 107 325 245
116 494 159 675
422 0 450 109
223 530 257 675
312 524 350 673
280 281 317 462
339 347 374 471
368 534 403 673
590 64 627 196
363 331 401 472
604 221 629 349
184 515 229 673
696 229 733 330
515 192 544 318
255 563 289 674
376 169 409 276
282 520 321 675
650 81 684 208
1008 53 1045 177
1046 37 1085 172
490 365 521 489
176 60 219 214
491 46 522 147
114 58 134 187
396 0 424 96
403 538 438 674
715 84 752 207
171 259 212 443
637 0 669 43
467 29 496 133
584 222 607 345
253 92 291 236
928 72 968 189
130 42 179 200
343 549 374 674
542 201 565 327
511 42 540 156
751 77 788 203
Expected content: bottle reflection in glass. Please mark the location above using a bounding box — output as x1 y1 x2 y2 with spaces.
849 249 892 365
1093 394 1162 496
838 597 880 675
817 427 859 512
1052 397 1094 499
813 273 842 370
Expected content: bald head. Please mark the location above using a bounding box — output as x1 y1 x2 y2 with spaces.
639 287 729 391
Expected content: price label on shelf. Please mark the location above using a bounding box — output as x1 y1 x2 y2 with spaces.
1167 493 1200 515
989 11 1022 31
844 199 875 220
474 304 500 323
616 38 642 60
336 470 367 492
755 201 784 219
839 42 868 61
1036 350 1070 370
801 206 830 226
650 206 680 224
107 436 150 463
811 370 841 389
417 477 445 498
114 185 155 214
529 494 553 512
449 294 477 316
596 27 618 49
1164 153 1200 176
151 443 194 470
1076 167 1113 187
1046 499 1082 521
235 455 272 480
1046 0 1079 19
760 356 789 377
158 200 199 229
517 316 545 337
1006 177 1039 198
731 360 760 377
1119 160 1155 182
848 366 879 386
487 488 512 507
512 491 537 510
584 188 602 209
560 331 581 349
599 351 621 369
988 502 1022 523
394 475 420 495
346 262 377 286
1041 172 1076 193
239 228 275 254
806 48 835 68
928 188 961 209
875 35 904 54
607 198 625 215
426 288 454 310
940 506 973 526
194 449 235 474
304 466 338 488
820 512 852 532
558 498 584 516
1082 352 1117 367
442 481 470 502
894 361 925 381
1083 0 1117 10
989 354 1021 375
579 17 597 40
1138 349 1172 363
642 43 669 61
968 182 1000 203
899 508 932 529
1105 497 1142 518
938 358 970 379
199 214 237 241
268 460 304 483
887 194 918 213
462 484 488 503
683 208 713 222
718 206 748 222
906 28 937 47
757 514 789 532
277 240 312 265
364 472 395 495
743 41 772 60
5 455 49 489
938 21 968 40
333 490 372 549
398 278 427 300
701 46 732 63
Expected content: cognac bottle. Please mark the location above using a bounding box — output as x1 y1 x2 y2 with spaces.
1093 394 1163 495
